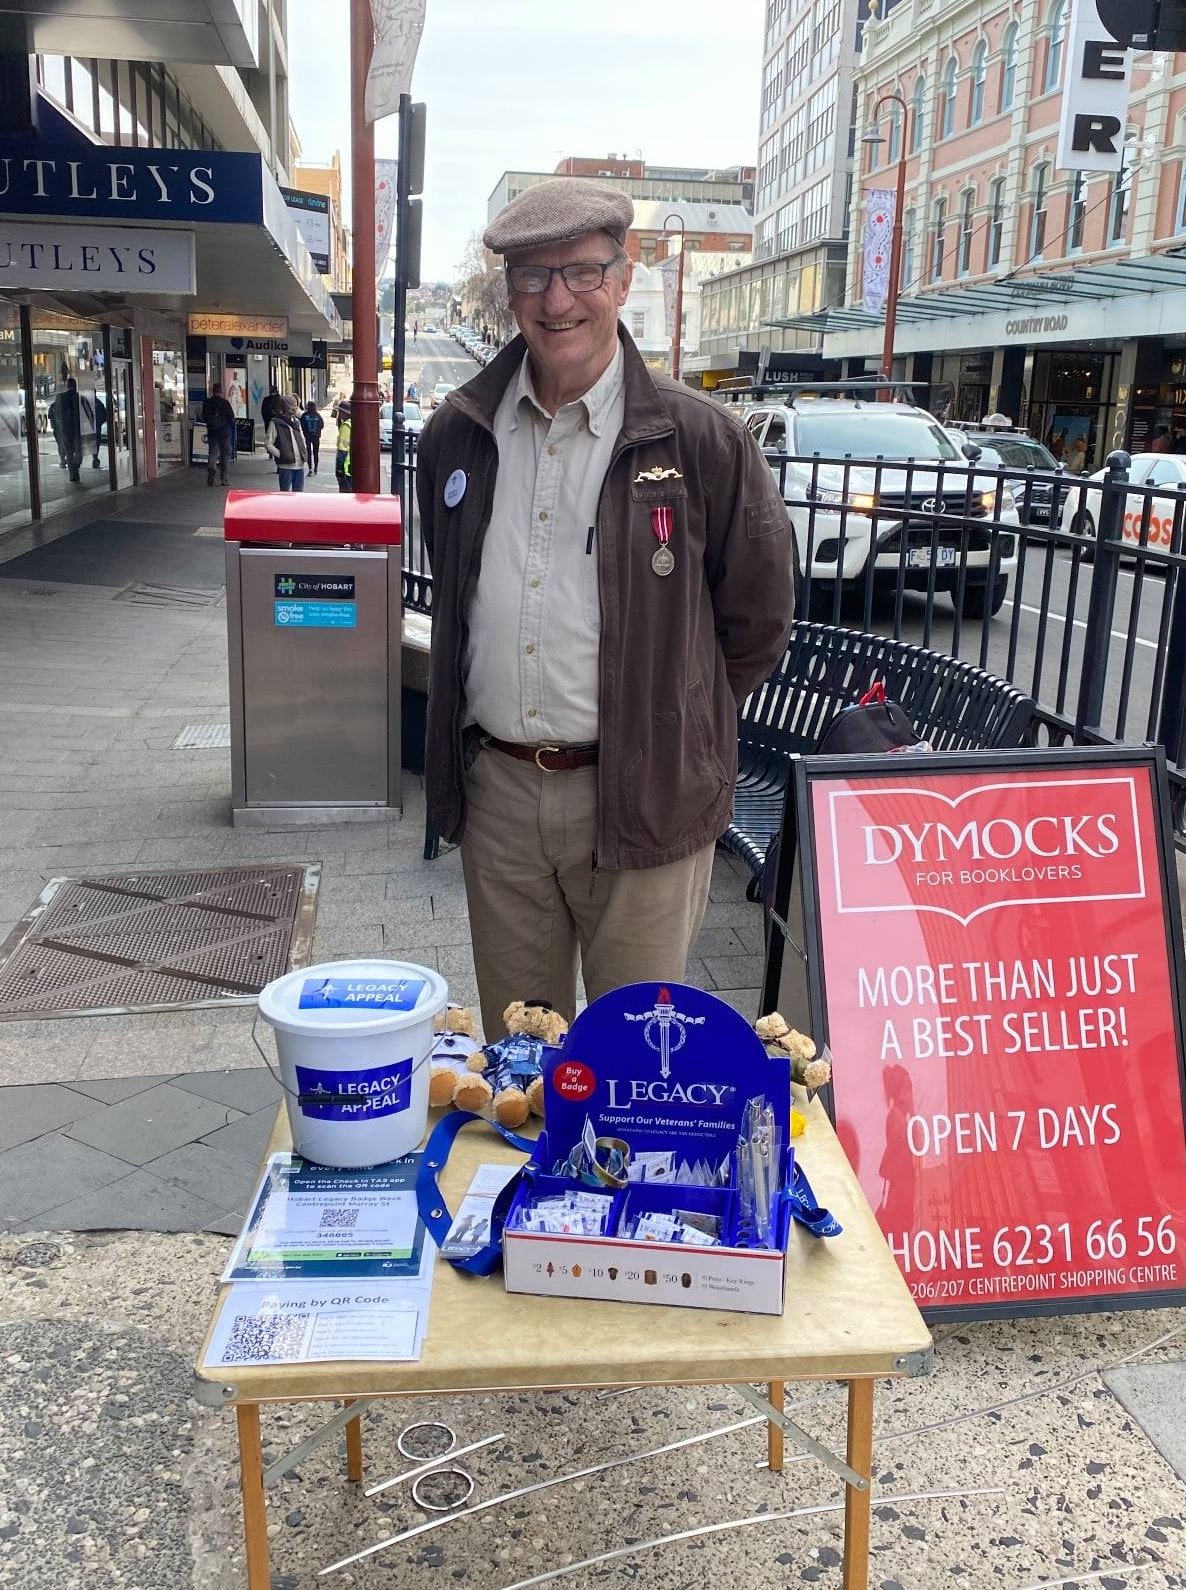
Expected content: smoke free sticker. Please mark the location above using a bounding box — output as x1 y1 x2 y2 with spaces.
827 774 1145 925
295 1058 413 1120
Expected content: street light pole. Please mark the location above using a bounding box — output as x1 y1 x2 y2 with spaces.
349 0 380 492
863 93 909 402
661 212 686 384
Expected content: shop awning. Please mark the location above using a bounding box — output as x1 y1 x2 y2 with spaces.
0 1 259 68
0 140 341 340
767 252 1186 336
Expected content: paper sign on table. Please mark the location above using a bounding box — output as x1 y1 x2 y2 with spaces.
203 1281 426 1367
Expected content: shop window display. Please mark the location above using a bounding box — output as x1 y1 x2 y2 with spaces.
152 343 185 465
0 304 30 531
29 311 109 513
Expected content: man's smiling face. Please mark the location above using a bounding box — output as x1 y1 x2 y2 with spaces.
506 230 633 404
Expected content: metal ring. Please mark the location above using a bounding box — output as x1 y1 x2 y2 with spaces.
410 1466 474 1512
534 744 562 770
397 1421 456 1462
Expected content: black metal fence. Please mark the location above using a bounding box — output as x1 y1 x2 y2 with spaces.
394 427 1186 837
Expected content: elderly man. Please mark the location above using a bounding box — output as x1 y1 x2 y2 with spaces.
417 179 794 1039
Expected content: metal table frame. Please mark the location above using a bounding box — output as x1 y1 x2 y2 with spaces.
195 1105 932 1589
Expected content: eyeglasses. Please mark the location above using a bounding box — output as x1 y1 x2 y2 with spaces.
505 259 618 295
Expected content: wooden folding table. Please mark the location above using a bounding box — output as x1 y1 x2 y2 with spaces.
194 1100 932 1589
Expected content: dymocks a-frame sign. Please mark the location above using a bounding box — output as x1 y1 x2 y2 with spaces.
793 745 1186 1322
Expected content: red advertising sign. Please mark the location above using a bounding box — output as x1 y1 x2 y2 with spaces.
797 748 1186 1318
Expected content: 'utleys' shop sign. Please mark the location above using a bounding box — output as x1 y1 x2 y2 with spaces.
799 749 1186 1319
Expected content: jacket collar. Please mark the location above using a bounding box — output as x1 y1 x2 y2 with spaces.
445 325 673 445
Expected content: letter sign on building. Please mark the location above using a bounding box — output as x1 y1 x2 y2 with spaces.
1056 0 1134 173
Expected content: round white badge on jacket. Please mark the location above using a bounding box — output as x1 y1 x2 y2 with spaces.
443 469 467 508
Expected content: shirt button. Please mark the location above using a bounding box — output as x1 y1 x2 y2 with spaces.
530 577 540 589
548 445 557 456
525 643 535 655
538 510 548 521
527 707 538 719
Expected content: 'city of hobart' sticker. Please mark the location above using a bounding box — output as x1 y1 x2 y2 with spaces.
824 773 1145 926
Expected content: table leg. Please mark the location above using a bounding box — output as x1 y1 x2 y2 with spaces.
236 1404 271 1590
842 1379 874 1590
344 1398 364 1483
766 1380 785 1472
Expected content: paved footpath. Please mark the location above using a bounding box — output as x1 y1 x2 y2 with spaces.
0 455 1183 1588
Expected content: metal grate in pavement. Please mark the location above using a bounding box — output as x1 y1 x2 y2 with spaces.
114 581 224 608
0 863 320 1019
171 723 231 749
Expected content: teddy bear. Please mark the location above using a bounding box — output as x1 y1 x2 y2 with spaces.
429 1000 569 1127
754 1012 832 1091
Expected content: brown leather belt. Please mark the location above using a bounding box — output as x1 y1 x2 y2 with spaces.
483 734 599 772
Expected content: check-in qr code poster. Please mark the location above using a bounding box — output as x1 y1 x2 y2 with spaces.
222 1153 431 1283
203 1282 423 1368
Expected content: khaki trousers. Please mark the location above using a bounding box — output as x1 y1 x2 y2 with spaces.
459 745 715 1040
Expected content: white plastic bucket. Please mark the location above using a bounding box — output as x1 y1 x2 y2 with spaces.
257 959 448 1168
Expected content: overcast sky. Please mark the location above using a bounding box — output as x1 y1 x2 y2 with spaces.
287 0 764 282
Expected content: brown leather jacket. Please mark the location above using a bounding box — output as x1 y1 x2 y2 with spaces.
416 328 795 870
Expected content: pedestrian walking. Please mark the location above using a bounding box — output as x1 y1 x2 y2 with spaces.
260 384 281 428
300 400 325 474
201 382 236 487
264 394 309 491
417 179 794 1040
334 401 354 492
48 377 84 482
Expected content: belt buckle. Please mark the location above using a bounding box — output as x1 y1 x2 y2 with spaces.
534 744 562 771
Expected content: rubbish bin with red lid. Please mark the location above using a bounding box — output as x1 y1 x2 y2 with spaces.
224 490 402 825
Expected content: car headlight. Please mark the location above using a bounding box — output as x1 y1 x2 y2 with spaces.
981 489 1014 512
850 493 877 512
810 487 845 505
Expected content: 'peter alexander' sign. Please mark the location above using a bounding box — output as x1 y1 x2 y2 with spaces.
798 747 1186 1319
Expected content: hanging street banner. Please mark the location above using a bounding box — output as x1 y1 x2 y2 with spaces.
796 747 1186 1321
366 0 426 123
1056 0 1134 172
658 252 679 339
375 158 397 283
862 189 895 315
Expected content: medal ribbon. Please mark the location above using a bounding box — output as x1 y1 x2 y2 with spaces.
650 504 674 547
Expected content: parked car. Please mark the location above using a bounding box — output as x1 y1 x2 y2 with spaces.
739 390 1020 617
379 401 426 450
1059 451 1186 547
951 427 1065 532
429 382 456 410
423 324 439 334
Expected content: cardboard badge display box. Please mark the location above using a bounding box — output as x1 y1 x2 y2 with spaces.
502 982 795 1315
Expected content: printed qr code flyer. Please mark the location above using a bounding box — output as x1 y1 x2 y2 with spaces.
223 1152 434 1283
799 751 1186 1318
202 1282 425 1368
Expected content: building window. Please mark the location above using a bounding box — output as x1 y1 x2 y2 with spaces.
887 98 903 165
1000 23 1019 110
931 197 948 282
1068 171 1087 252
630 311 646 338
1108 148 1131 244
987 178 1005 267
1177 163 1186 233
969 41 987 126
910 75 926 153
940 58 958 139
958 189 976 275
1029 163 1049 258
1044 2 1069 94
901 207 916 288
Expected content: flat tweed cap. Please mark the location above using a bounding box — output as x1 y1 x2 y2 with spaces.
484 179 633 256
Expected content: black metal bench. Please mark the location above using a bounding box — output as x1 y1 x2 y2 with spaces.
722 622 1035 883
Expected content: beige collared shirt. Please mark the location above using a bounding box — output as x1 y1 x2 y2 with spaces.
464 345 625 744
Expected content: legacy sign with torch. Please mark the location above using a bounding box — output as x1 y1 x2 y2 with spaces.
797 747 1186 1321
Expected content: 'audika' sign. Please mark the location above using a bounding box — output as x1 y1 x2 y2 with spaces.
798 748 1186 1320
1056 0 1134 173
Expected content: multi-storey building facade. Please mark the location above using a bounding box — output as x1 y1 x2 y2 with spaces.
0 6 339 532
487 158 754 226
817 0 1186 470
696 0 865 378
